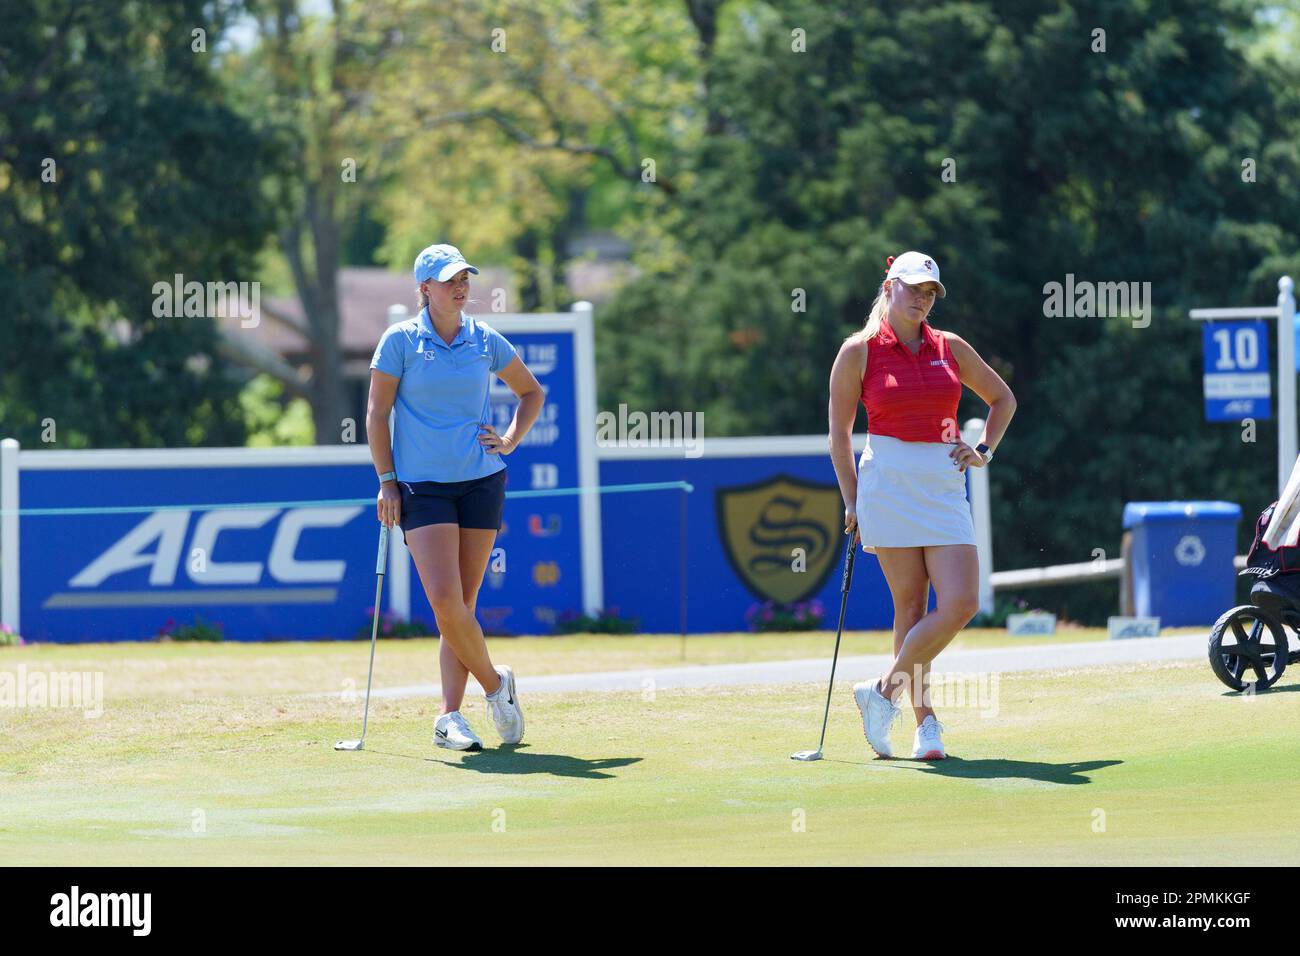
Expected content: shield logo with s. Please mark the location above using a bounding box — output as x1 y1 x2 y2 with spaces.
716 474 844 604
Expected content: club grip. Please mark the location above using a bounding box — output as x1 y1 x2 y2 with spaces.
376 523 390 575
841 529 857 592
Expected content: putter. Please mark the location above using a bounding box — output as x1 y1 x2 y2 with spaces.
791 527 859 761
336 522 390 752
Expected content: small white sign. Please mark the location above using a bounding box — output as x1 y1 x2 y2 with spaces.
1007 612 1056 635
1107 616 1161 640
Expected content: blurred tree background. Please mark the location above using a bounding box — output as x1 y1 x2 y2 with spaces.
0 0 282 448
593 0 1300 616
3 0 1300 620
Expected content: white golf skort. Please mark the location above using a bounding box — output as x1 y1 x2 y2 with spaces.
855 432 977 549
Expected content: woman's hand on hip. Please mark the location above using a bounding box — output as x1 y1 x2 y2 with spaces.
479 423 515 455
949 440 986 472
377 483 401 528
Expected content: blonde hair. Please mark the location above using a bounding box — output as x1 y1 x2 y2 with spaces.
847 280 892 344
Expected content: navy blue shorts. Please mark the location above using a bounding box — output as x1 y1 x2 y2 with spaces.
398 468 507 542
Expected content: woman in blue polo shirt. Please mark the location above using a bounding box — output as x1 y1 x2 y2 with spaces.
368 243 544 752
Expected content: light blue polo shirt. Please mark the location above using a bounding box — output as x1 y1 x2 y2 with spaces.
370 308 518 483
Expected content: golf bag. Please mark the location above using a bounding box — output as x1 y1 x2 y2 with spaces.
1242 500 1300 616
1244 499 1300 579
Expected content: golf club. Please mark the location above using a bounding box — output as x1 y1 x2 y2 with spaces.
336 522 390 752
791 527 858 761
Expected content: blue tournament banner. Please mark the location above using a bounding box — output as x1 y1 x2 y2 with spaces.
15 451 383 642
1203 319 1270 421
597 438 950 633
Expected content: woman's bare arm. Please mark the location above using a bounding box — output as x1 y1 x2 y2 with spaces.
944 333 1016 453
484 355 544 453
367 370 400 478
828 338 867 515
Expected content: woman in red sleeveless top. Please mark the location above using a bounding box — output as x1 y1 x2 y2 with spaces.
828 251 1016 760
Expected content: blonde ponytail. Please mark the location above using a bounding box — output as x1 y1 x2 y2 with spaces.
848 281 891 344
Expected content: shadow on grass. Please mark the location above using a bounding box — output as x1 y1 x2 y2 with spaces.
900 756 1121 784
822 755 1121 784
435 746 643 779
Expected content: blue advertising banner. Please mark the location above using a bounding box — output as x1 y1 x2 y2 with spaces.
1203 319 1270 421
599 442 962 633
17 455 381 642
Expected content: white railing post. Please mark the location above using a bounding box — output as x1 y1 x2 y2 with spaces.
571 300 604 614
1191 283 1293 499
1280 276 1297 496
1 438 20 636
962 418 994 615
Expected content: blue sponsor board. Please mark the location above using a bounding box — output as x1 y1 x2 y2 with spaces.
599 446 958 633
1203 320 1270 421
17 458 380 642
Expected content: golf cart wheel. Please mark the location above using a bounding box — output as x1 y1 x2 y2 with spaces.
1208 605 1288 692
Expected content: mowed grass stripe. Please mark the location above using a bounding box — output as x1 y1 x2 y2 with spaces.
2 654 1297 864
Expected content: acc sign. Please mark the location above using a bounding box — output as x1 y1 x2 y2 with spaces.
67 507 362 589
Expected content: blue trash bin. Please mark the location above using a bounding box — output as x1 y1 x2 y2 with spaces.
1122 501 1242 627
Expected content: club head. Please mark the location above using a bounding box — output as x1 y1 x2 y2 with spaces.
334 740 364 752
790 749 823 762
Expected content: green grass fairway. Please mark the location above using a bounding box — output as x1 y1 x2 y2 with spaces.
3 638 1295 865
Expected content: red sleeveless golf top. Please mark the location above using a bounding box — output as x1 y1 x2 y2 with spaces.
861 319 963 442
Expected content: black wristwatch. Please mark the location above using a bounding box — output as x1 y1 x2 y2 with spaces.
975 443 993 464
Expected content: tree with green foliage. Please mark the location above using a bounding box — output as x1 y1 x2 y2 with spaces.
596 0 1300 615
368 0 699 310
0 0 282 449
223 0 696 442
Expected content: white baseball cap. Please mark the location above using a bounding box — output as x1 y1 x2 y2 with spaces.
885 250 946 298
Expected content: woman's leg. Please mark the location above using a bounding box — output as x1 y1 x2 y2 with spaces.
438 635 469 715
879 544 980 707
437 527 499 712
405 523 501 711
894 595 935 723
874 546 932 719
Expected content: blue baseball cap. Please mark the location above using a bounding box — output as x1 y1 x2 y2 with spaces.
414 243 480 283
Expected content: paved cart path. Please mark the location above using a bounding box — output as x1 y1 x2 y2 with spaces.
345 633 1210 700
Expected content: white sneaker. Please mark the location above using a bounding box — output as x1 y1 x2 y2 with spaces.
912 715 946 760
853 679 901 758
485 665 524 744
434 710 482 751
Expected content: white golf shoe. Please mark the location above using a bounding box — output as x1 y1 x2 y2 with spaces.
853 679 901 758
434 710 482 752
485 665 524 744
912 715 947 760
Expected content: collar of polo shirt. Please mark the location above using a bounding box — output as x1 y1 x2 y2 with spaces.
880 317 935 350
418 307 471 348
